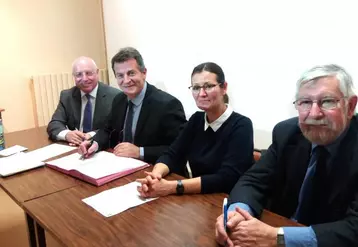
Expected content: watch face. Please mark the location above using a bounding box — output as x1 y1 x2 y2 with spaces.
277 235 285 246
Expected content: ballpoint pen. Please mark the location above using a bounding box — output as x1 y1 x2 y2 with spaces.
223 198 228 231
79 138 94 160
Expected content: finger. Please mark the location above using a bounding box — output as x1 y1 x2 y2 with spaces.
78 143 88 155
235 207 253 220
136 178 149 184
146 174 154 184
215 215 229 245
227 213 245 229
142 184 149 192
225 238 234 247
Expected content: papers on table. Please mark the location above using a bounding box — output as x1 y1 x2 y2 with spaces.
24 144 76 161
47 151 148 180
0 143 76 176
0 145 28 157
82 182 157 217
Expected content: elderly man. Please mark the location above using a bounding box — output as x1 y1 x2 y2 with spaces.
216 64 358 247
79 47 186 164
47 56 119 145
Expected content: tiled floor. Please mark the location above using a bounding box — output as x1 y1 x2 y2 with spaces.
0 188 62 247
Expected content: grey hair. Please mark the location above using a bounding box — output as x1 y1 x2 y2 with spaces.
296 64 355 99
111 47 146 74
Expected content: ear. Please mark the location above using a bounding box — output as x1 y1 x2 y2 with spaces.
222 82 228 95
347 95 357 118
142 68 147 76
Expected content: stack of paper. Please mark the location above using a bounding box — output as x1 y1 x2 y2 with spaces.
0 144 76 177
82 182 157 217
46 151 149 186
0 145 28 157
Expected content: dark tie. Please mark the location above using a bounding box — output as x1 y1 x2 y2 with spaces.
295 146 328 225
82 94 92 133
124 101 134 143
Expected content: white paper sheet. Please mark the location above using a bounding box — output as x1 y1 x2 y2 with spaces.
0 152 44 176
25 143 76 161
47 151 148 179
0 145 28 157
82 182 157 217
0 143 76 176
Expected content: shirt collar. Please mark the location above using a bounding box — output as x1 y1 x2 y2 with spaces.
80 83 98 98
130 82 147 106
204 105 233 132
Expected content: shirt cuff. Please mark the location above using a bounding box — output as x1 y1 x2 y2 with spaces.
228 202 254 216
283 226 317 247
139 147 144 160
57 130 70 141
87 131 96 138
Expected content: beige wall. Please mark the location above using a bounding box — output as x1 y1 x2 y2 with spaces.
0 0 106 133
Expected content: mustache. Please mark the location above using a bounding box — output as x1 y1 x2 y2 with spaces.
302 118 329 125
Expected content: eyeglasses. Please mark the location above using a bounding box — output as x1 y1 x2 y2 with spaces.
293 97 347 111
188 84 220 94
73 71 96 79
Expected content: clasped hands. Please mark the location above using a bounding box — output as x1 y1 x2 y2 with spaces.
136 171 175 198
215 207 279 247
66 130 92 146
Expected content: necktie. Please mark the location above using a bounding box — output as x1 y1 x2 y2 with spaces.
83 94 92 133
295 146 328 225
124 101 134 143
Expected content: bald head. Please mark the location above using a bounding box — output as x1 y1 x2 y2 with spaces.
72 56 99 94
72 56 98 73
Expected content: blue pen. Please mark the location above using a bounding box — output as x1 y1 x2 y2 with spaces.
223 198 228 231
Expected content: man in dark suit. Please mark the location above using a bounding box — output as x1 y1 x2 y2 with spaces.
216 64 358 247
79 47 186 164
47 56 119 145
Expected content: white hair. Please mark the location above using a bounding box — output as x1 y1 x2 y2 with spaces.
296 64 355 99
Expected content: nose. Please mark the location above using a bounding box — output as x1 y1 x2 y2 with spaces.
308 102 323 118
198 87 207 97
123 74 131 83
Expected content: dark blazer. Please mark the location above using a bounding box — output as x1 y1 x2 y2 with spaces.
47 82 120 140
229 116 358 247
94 83 187 164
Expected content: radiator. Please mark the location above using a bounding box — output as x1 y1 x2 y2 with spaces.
31 69 109 127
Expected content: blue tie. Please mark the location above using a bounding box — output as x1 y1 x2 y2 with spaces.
295 146 328 225
83 94 92 133
124 101 134 143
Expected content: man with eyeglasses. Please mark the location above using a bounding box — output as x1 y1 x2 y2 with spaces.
216 64 358 247
79 47 186 164
47 56 120 145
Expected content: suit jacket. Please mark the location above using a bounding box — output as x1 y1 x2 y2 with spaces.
94 83 187 164
229 116 358 247
47 82 120 140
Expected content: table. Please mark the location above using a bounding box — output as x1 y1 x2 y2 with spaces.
1 127 78 247
2 127 301 247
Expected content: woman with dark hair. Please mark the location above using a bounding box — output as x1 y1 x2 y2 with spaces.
137 62 253 196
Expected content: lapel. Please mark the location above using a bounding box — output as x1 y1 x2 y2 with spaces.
72 87 82 129
93 83 106 129
134 84 154 139
283 129 312 200
327 118 358 204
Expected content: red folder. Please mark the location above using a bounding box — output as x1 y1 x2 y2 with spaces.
47 163 149 186
46 151 150 186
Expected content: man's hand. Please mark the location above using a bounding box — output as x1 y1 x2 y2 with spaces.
136 171 175 198
65 130 85 146
215 208 246 247
78 140 98 158
113 142 140 158
230 207 278 247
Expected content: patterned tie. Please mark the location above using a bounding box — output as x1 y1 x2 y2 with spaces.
82 94 92 133
295 145 328 225
124 101 134 143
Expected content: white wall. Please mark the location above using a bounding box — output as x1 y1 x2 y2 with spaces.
102 0 358 149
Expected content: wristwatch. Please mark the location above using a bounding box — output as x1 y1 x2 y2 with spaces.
176 180 184 195
277 227 285 246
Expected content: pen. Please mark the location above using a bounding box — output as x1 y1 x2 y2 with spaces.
79 138 94 160
223 198 228 231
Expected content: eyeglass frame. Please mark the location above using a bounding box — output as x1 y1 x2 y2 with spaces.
73 71 97 79
188 83 221 94
293 96 348 111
